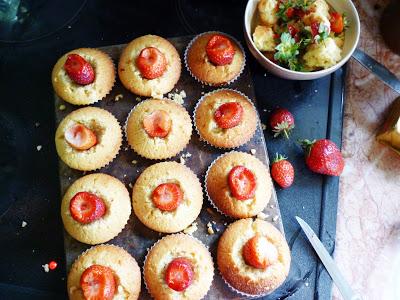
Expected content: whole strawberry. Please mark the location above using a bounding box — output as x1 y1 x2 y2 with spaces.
300 139 344 176
269 108 295 139
271 153 294 188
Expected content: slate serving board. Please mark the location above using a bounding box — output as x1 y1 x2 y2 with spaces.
55 36 291 299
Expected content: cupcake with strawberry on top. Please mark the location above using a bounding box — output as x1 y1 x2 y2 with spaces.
52 48 115 105
118 35 181 98
185 31 245 86
61 173 131 245
206 151 272 218
55 106 122 171
144 234 214 300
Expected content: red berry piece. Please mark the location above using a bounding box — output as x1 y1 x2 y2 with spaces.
152 183 183 211
70 192 106 224
214 102 243 129
136 47 167 79
65 123 97 151
311 22 320 37
330 12 344 34
242 235 278 269
48 261 58 270
206 34 236 66
271 153 294 188
300 139 345 176
165 257 194 292
143 110 172 138
269 108 295 139
64 54 95 85
228 166 257 200
80 265 116 300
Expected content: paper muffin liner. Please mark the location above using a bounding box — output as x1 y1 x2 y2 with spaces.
142 233 214 300
184 31 246 87
193 88 259 150
123 98 192 161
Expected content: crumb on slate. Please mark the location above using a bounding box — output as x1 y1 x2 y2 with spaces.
257 212 268 220
272 215 279 222
42 264 49 273
261 123 267 130
250 149 256 155
59 104 66 111
21 221 27 227
167 90 187 105
183 222 198 235
207 222 215 235
36 145 42 151
132 160 137 165
114 94 123 101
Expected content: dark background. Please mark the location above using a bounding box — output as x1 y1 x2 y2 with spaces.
0 0 344 299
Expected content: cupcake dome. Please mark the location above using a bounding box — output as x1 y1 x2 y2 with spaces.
206 151 272 218
132 162 202 233
125 99 192 160
61 173 131 245
68 244 141 300
217 218 291 296
144 234 214 300
194 89 257 148
185 32 245 86
118 35 181 98
52 48 115 105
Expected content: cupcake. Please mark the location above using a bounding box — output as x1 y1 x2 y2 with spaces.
125 99 192 160
68 244 141 300
194 89 257 148
118 35 181 98
132 162 202 233
185 32 245 86
55 107 122 171
61 173 131 245
217 218 291 296
144 234 214 300
206 151 272 218
52 48 115 105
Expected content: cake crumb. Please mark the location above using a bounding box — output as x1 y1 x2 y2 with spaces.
270 204 275 208
179 157 186 164
124 146 129 151
42 264 49 273
250 149 256 155
264 73 267 77
36 145 42 151
131 160 137 165
201 91 205 95
257 212 268 220
59 104 66 111
34 122 40 127
123 174 127 178
128 183 133 189
183 222 198 235
114 94 123 101
207 222 215 235
305 282 309 287
135 97 141 102
167 90 187 105
21 221 27 227
261 123 267 130
272 215 279 222
263 108 267 112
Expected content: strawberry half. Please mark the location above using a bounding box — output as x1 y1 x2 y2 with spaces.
300 139 345 176
65 123 97 151
214 102 243 129
242 235 279 269
64 54 95 85
80 265 116 300
165 257 194 292
152 183 183 211
206 34 235 66
69 192 106 224
269 108 295 139
136 47 167 79
228 166 257 200
143 110 172 138
271 153 294 188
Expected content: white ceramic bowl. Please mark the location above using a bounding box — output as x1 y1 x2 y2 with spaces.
244 0 360 80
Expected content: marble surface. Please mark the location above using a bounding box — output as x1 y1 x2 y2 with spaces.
333 0 400 299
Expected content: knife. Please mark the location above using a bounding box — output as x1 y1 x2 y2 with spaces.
295 216 362 300
352 48 400 94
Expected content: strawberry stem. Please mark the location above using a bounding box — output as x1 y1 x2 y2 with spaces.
299 139 316 156
273 153 287 163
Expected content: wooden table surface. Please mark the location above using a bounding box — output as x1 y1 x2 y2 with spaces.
334 0 400 299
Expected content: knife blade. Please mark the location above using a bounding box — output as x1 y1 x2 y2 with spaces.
352 48 400 94
295 216 362 300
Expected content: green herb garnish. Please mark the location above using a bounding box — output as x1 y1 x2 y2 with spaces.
274 32 301 71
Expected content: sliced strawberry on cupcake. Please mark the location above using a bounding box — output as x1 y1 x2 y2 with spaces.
214 102 243 129
271 153 294 188
206 34 236 66
136 47 167 79
65 123 97 150
69 192 106 224
165 257 194 292
143 110 172 138
269 108 295 139
152 183 183 211
64 54 95 85
242 235 279 269
80 265 116 300
228 166 257 200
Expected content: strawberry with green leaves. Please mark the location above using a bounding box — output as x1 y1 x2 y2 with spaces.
271 154 294 188
300 139 344 176
269 108 295 139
